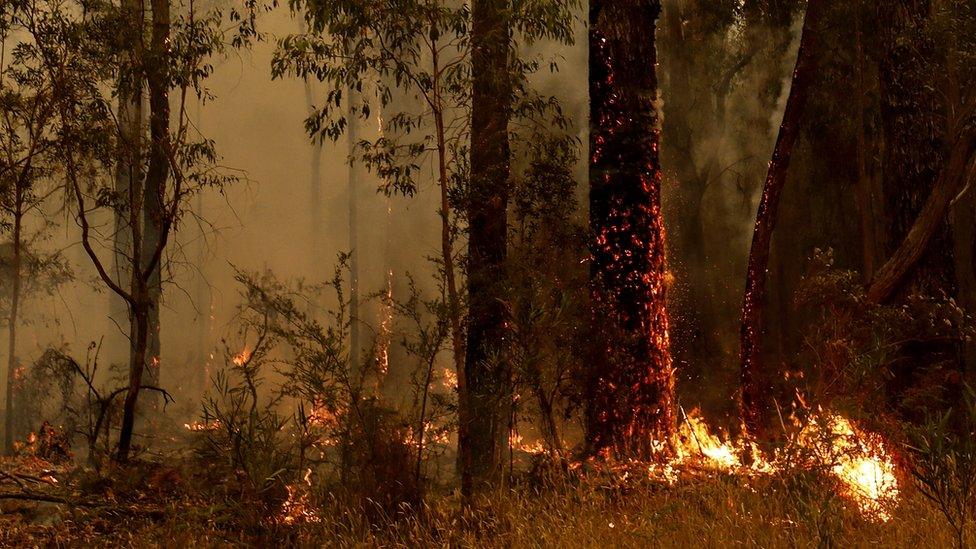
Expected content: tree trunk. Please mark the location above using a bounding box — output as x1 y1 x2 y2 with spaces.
587 0 675 460
853 12 884 282
874 0 959 303
112 0 144 356
460 0 512 496
303 32 325 272
739 0 824 440
118 0 169 458
117 298 150 460
138 0 170 409
4 191 23 454
426 38 467 498
347 86 361 373
867 131 976 304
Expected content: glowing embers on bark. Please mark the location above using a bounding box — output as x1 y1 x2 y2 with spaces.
588 21 675 458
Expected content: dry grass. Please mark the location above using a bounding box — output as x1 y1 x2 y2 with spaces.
3 465 965 548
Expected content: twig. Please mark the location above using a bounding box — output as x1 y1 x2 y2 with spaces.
0 491 94 506
679 405 705 456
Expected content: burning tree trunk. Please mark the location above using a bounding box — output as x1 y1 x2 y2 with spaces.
587 0 676 460
739 0 824 440
460 0 512 496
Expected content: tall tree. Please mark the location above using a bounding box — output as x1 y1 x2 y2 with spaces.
135 0 170 414
869 0 976 416
24 0 241 460
868 0 976 306
460 0 512 496
739 0 824 439
111 0 144 345
347 86 361 373
658 0 802 417
587 0 675 459
0 1 70 453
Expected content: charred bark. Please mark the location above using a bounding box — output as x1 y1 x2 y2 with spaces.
739 0 824 440
587 0 676 460
460 0 512 496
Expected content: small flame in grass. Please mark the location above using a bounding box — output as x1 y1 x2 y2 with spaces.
800 413 899 521
666 408 898 521
509 433 547 455
279 485 321 525
184 420 221 432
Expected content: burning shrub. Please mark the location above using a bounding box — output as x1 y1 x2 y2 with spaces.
11 348 79 446
193 263 437 531
336 399 421 517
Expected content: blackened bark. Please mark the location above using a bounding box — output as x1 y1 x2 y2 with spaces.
739 0 824 440
461 0 512 496
587 0 676 460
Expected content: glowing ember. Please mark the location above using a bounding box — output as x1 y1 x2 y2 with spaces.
184 420 221 432
232 347 251 366
441 368 458 391
375 269 394 378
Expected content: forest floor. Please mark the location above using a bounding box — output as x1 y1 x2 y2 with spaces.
0 450 968 548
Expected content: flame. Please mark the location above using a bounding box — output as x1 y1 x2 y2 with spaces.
405 421 450 448
509 433 547 455
278 483 321 525
663 408 898 521
797 413 899 520
375 269 394 378
184 420 221 432
232 347 251 366
441 368 458 391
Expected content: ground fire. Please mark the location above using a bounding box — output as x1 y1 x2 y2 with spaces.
2 0 974 545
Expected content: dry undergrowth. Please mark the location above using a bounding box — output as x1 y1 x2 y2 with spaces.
0 453 968 548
